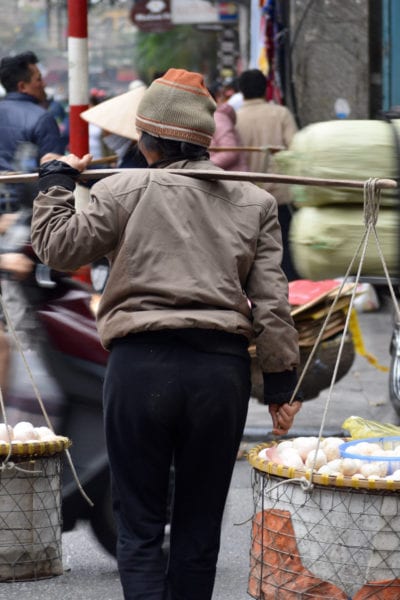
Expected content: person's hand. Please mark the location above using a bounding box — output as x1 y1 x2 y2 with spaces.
269 400 302 436
40 153 93 173
0 253 34 280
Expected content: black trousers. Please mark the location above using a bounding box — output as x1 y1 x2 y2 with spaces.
103 333 251 600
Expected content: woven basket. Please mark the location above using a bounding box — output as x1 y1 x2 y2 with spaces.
248 442 400 492
0 437 71 581
248 442 400 599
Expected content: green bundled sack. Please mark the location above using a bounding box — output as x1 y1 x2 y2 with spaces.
276 119 400 207
290 205 399 279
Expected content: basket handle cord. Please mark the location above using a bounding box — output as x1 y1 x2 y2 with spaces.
0 291 94 506
285 177 400 489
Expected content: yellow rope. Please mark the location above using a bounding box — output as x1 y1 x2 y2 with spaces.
348 308 389 372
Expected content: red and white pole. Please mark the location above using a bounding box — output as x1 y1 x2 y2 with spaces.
68 0 89 156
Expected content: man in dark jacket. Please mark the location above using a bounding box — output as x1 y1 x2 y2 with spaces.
0 50 63 212
0 51 63 395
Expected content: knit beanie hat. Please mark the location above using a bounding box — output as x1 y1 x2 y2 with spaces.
136 68 216 148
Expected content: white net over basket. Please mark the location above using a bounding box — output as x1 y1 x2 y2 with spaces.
0 454 64 582
249 468 400 599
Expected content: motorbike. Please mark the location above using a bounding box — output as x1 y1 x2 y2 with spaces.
2 249 117 556
389 319 400 415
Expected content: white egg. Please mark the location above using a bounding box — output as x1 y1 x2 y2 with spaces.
318 460 342 476
292 437 319 461
371 448 387 457
40 434 60 442
305 448 327 470
322 436 343 447
341 458 363 476
13 421 38 442
322 438 343 461
364 443 383 456
360 461 388 478
276 440 294 453
351 442 375 455
278 447 304 469
325 458 343 472
34 426 56 440
384 450 397 457
386 469 400 480
14 421 34 431
0 423 13 442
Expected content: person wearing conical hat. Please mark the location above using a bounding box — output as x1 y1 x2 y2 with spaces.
31 68 302 600
81 83 148 168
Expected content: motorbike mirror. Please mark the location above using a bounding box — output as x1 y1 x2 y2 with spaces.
35 263 57 288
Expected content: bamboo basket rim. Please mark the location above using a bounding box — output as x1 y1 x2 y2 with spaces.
0 436 71 460
247 441 400 492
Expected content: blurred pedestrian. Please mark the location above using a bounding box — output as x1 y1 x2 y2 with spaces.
209 82 248 172
0 50 63 394
222 76 244 111
31 68 302 600
236 68 299 280
0 50 63 211
80 84 148 168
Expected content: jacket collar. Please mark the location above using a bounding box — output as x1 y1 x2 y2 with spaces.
5 91 39 104
149 155 210 170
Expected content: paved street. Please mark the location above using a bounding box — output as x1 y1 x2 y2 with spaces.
3 292 400 599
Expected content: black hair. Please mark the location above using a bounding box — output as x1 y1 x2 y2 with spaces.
208 81 223 101
140 131 208 163
0 51 39 92
238 69 267 100
222 77 239 93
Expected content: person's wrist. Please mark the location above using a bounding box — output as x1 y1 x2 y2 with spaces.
263 369 302 405
38 159 81 193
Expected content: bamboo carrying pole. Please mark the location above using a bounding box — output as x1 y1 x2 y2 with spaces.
209 145 284 153
88 145 283 167
0 168 397 190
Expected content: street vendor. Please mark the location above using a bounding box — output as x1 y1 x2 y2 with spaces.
30 68 302 600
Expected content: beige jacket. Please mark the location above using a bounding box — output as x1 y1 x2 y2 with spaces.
31 159 299 373
236 99 298 204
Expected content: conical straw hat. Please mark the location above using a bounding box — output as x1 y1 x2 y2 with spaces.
80 85 147 140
